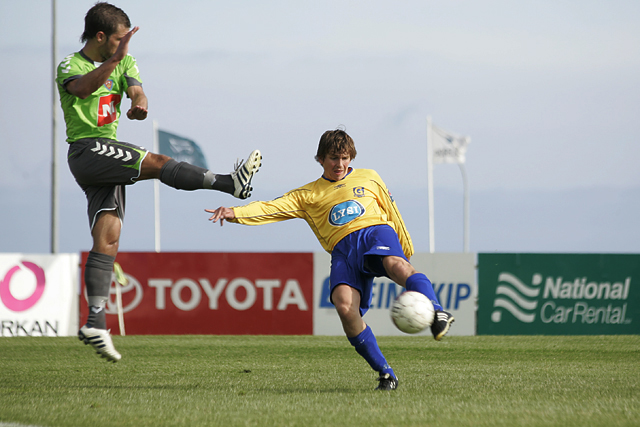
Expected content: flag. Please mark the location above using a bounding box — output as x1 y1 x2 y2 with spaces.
157 129 208 169
431 124 470 164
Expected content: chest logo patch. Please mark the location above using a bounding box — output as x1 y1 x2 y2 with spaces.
329 200 365 226
97 94 122 127
104 79 114 91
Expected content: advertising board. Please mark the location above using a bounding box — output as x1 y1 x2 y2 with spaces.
313 252 477 336
80 252 313 335
1 254 79 336
477 253 639 335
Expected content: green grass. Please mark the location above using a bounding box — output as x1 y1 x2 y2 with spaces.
0 335 638 427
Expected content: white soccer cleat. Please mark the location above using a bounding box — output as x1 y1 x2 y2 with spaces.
231 150 262 199
78 325 122 362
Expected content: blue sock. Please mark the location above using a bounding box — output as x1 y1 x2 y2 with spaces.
348 325 395 378
405 273 443 311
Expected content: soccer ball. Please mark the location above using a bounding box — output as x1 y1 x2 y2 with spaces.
390 291 435 334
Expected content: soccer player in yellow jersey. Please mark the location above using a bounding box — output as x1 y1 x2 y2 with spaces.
207 129 454 390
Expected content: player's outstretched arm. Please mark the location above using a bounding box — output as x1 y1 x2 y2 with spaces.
206 207 236 226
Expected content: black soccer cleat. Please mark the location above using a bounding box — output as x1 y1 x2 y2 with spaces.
375 373 399 391
431 310 455 341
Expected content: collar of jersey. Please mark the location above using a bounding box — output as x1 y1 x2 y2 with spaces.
321 167 353 183
79 50 102 66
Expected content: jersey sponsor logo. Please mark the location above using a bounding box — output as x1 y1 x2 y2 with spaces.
329 200 365 226
353 186 365 198
97 94 122 127
104 79 114 91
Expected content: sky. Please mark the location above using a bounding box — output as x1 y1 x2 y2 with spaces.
1 0 639 255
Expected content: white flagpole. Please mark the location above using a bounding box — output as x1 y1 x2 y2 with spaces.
459 161 470 252
153 120 161 252
51 0 59 254
426 116 435 253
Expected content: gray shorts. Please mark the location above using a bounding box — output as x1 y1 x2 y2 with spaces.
67 138 149 230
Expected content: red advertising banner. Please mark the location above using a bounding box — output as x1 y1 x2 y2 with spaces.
80 252 313 335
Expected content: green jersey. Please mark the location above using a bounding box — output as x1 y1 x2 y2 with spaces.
56 51 143 143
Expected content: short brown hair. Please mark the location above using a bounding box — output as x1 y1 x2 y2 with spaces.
81 2 131 43
315 129 357 163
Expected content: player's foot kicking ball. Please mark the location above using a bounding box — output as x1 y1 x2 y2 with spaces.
431 310 455 341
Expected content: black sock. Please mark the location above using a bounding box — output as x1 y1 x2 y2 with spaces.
210 174 234 194
160 159 211 190
160 158 235 194
85 251 115 329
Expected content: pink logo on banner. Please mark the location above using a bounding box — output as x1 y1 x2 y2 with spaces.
0 262 46 312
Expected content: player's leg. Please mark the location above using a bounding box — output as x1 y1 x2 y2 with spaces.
78 210 122 362
360 224 455 341
141 150 262 199
331 229 399 389
68 140 129 361
69 138 261 199
382 256 442 310
360 225 442 308
84 211 119 329
331 284 366 337
331 284 398 391
382 256 454 340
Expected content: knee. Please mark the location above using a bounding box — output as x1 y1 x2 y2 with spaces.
141 153 172 179
331 286 357 320
91 216 121 256
334 299 354 320
147 152 171 165
383 256 416 282
92 234 119 255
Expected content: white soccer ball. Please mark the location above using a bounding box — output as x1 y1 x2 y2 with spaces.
390 291 435 334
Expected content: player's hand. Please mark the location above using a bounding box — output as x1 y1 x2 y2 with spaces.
127 105 148 120
206 207 235 226
113 26 139 62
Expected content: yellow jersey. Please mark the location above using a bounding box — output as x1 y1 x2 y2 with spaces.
230 168 414 257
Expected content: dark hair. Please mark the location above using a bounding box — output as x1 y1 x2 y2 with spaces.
81 2 131 43
315 129 357 163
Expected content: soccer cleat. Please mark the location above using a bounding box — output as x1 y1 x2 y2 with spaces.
431 310 455 341
78 325 121 362
231 149 262 199
375 373 399 391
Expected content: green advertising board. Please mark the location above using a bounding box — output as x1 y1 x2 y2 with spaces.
478 254 639 335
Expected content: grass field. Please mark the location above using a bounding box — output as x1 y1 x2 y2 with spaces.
0 335 638 427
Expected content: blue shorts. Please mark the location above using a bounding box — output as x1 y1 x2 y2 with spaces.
329 224 408 316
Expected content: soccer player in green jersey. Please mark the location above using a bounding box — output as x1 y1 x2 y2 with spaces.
207 129 455 390
57 2 262 362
